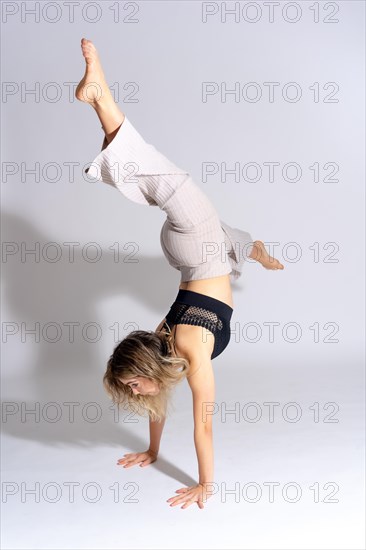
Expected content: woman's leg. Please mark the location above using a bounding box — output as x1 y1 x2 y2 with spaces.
76 37 191 210
221 221 284 272
75 38 125 143
220 220 253 280
75 38 284 271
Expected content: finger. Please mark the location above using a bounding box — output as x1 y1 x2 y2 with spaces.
167 491 187 502
170 500 185 507
169 494 193 507
181 498 194 509
117 455 134 462
167 496 185 505
123 460 140 468
167 488 193 502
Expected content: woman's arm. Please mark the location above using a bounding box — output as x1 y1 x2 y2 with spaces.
193 420 214 484
165 331 218 508
185 347 216 485
117 417 165 469
148 416 166 456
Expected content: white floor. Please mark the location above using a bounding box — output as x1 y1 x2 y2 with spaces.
2 188 365 548
2 190 364 548
2 350 364 549
2 0 365 545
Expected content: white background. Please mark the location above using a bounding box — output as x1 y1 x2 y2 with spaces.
1 1 365 549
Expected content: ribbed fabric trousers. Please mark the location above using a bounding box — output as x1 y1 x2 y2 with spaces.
85 116 254 283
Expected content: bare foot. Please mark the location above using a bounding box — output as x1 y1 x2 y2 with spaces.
249 240 284 270
75 38 112 105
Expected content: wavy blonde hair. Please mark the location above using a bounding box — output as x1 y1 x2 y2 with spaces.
103 325 191 422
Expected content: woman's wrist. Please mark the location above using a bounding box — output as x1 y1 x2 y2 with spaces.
148 447 159 456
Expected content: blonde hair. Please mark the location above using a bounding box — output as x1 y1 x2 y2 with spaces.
103 325 191 422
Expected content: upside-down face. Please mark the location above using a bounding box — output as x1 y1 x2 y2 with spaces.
120 376 160 396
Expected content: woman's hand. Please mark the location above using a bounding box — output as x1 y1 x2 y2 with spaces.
117 449 158 468
167 483 213 509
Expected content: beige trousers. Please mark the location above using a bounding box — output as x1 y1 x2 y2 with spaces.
85 116 253 283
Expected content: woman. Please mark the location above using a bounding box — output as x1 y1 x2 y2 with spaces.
76 38 284 509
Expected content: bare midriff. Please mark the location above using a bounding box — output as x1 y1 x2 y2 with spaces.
179 273 234 309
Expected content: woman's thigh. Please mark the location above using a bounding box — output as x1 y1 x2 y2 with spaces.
160 214 231 273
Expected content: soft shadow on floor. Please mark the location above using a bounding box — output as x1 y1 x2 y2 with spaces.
2 211 197 486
